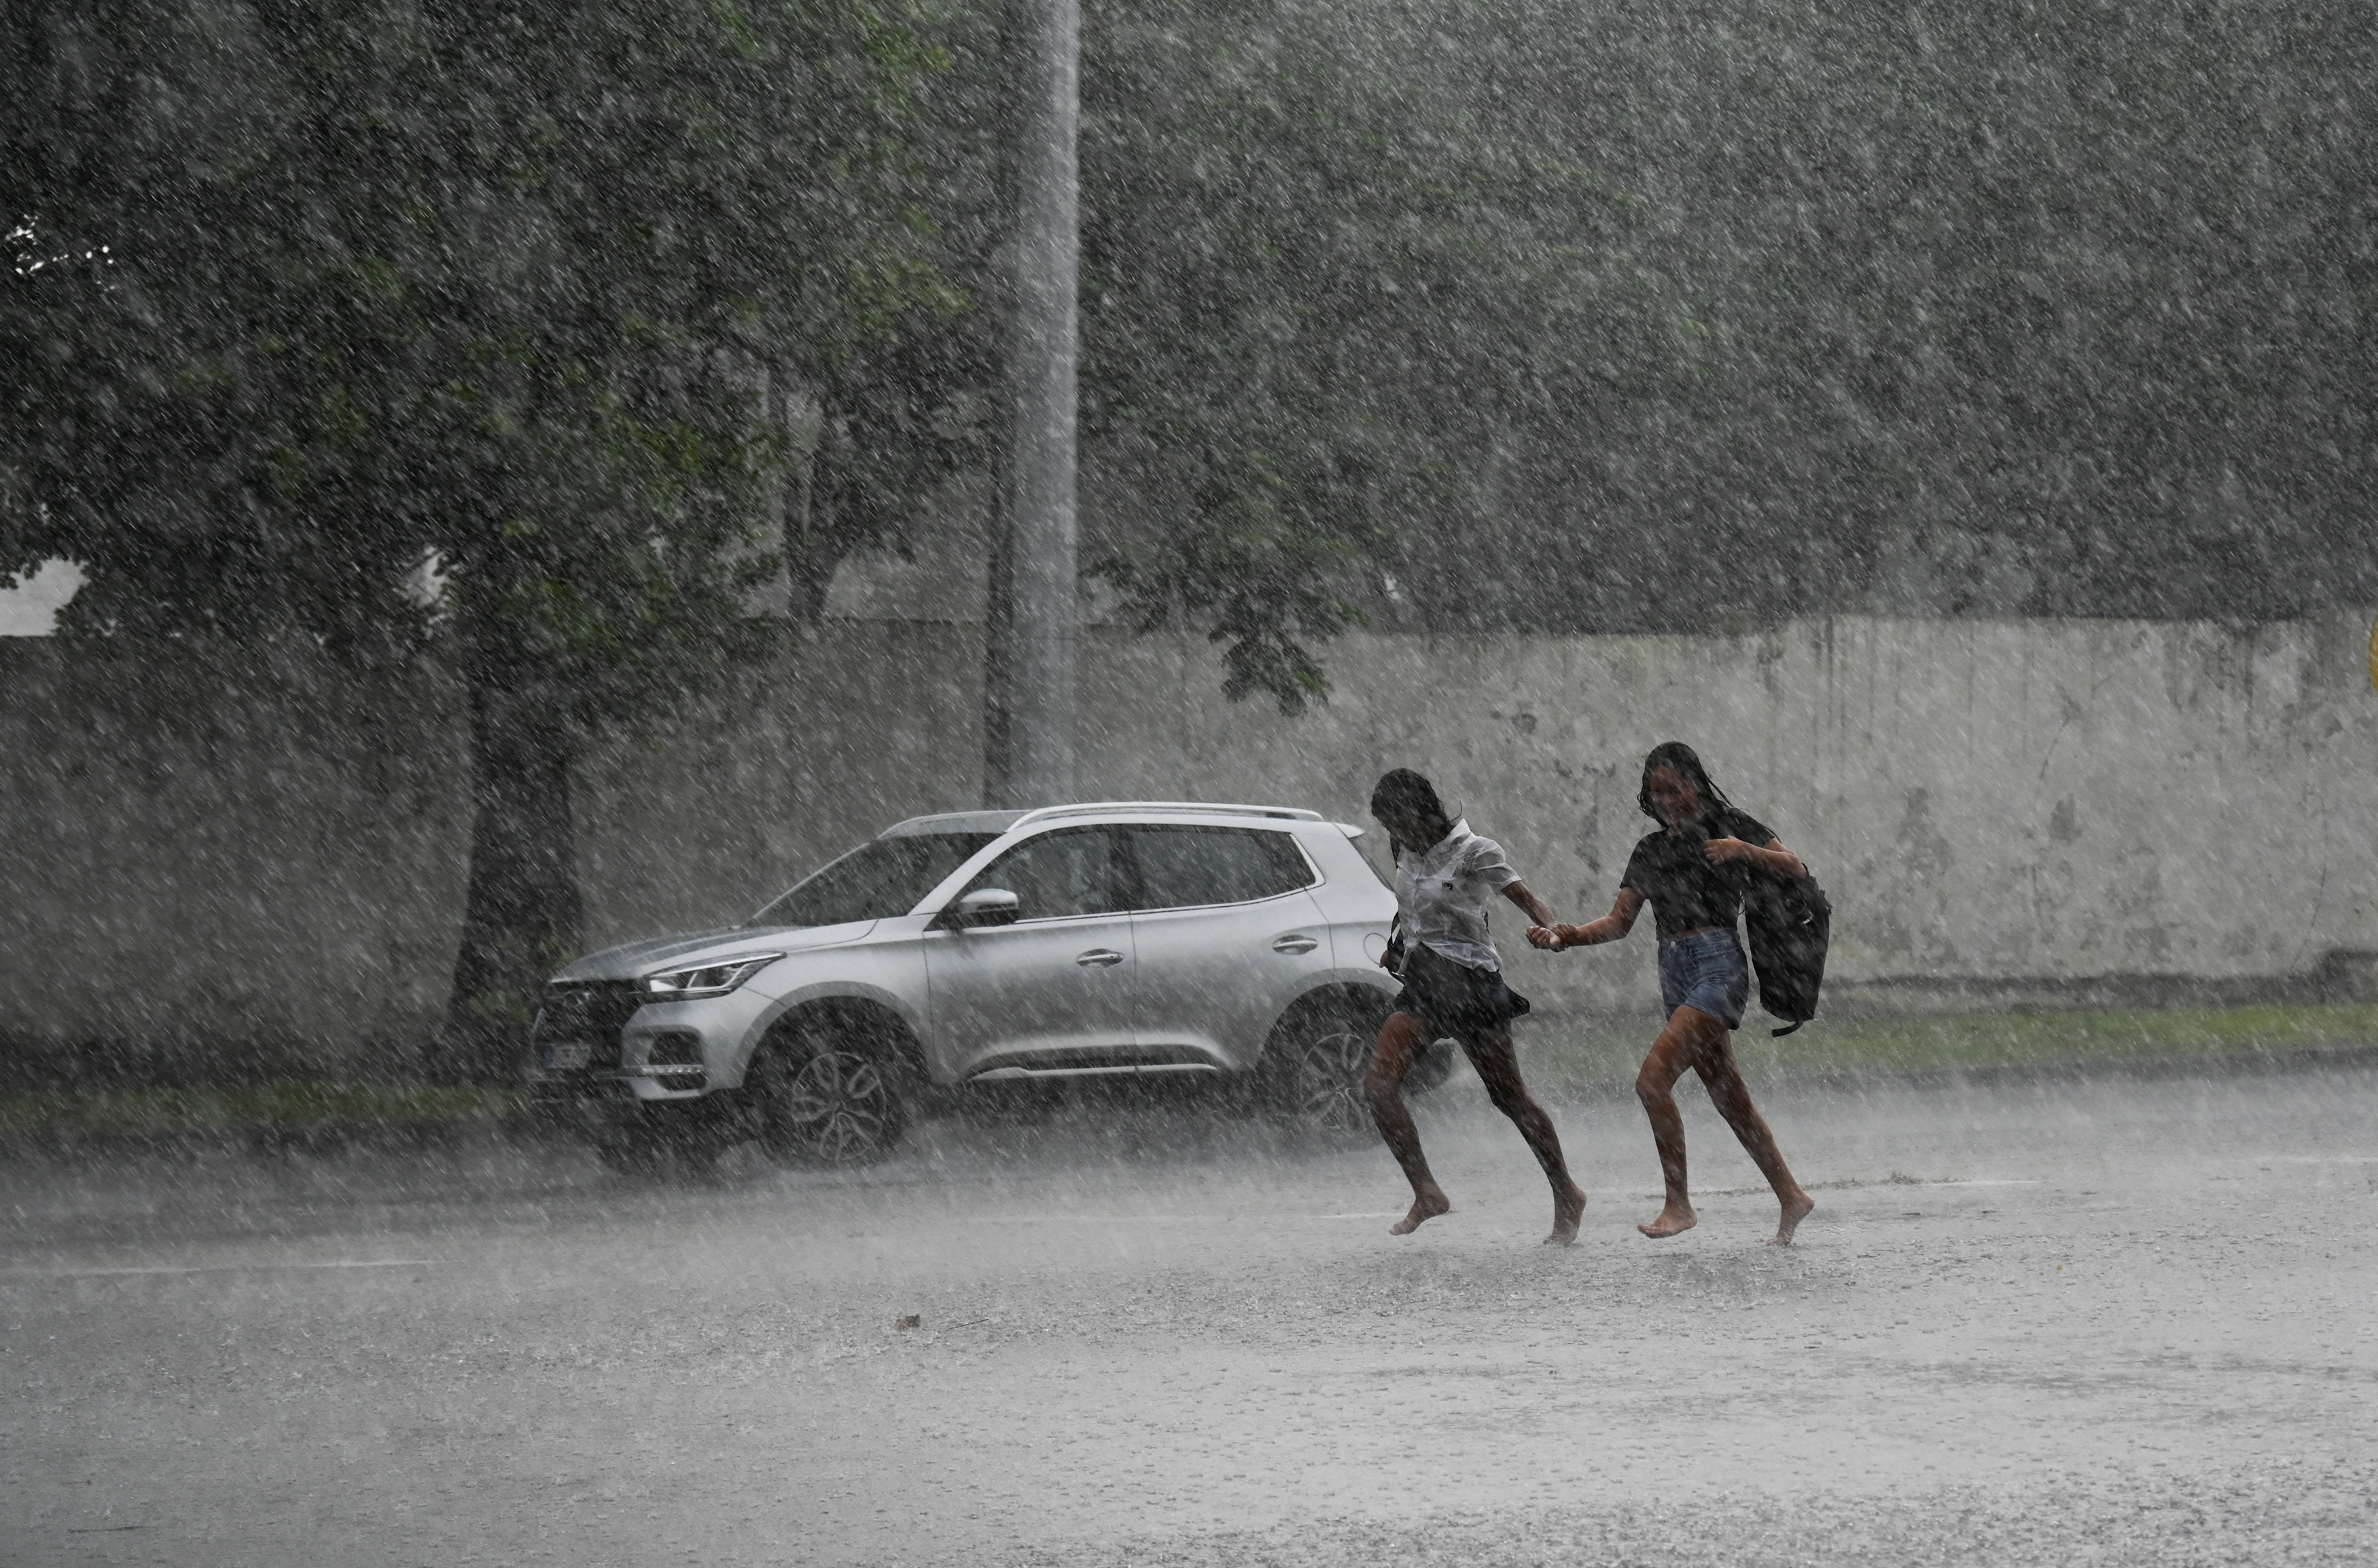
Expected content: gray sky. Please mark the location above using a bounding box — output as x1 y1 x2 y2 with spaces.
0 559 84 635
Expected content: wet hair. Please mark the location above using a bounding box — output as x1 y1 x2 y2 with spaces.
1369 768 1455 855
1637 741 1731 823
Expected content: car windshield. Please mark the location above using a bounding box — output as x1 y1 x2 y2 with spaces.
747 833 999 929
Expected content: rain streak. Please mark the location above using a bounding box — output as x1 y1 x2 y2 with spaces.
3 5 2374 1565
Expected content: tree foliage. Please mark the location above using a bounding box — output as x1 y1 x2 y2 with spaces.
1374 0 2378 628
1078 3 1703 705
3 0 963 1067
891 0 1705 711
6 0 957 667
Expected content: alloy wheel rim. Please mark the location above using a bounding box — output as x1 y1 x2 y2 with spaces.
775 1049 892 1164
1293 1028 1371 1133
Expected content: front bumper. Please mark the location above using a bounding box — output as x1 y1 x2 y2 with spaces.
524 980 768 1111
526 993 713 1136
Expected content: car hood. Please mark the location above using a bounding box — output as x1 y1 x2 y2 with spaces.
550 921 879 982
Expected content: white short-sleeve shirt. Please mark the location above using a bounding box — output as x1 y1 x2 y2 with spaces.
1393 821 1523 972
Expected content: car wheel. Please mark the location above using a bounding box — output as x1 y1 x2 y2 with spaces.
1403 1036 1459 1097
751 1013 910 1166
1264 995 1389 1135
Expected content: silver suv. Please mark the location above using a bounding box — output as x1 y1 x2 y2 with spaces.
526 802 1453 1168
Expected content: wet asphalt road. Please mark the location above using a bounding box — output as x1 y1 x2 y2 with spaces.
3 1057 2375 1567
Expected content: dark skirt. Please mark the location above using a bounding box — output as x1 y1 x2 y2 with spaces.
1392 942 1531 1041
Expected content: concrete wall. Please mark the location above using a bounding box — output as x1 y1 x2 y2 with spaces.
0 645 472 1078
5 612 2374 1077
1065 615 2378 1018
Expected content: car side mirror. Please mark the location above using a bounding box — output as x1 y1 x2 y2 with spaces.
938 887 1021 930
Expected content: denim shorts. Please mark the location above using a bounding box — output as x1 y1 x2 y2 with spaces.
1658 927 1750 1030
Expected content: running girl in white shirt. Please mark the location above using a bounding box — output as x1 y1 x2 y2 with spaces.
1364 768 1588 1245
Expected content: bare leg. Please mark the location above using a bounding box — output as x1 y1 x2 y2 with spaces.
1366 1011 1451 1234
1635 1006 1718 1238
1462 1030 1587 1245
1694 1029 1816 1245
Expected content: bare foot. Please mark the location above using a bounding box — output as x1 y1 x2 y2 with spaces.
1769 1191 1815 1246
1545 1182 1587 1246
1637 1205 1696 1239
1389 1190 1452 1235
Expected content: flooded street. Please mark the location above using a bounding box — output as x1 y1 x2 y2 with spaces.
5 1058 2374 1566
13 2 2376 1563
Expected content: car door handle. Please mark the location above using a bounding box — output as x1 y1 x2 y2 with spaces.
1270 934 1319 955
1076 948 1126 967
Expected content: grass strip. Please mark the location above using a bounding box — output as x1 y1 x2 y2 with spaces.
0 1083 523 1139
6 1003 2373 1133
1524 1002 2378 1087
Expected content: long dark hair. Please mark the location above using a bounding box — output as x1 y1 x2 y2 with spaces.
1370 768 1455 856
1637 741 1731 824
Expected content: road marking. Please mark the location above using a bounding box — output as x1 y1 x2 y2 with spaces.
4 1260 441 1277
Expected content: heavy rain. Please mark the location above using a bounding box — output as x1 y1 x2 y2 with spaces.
3 3 2375 1565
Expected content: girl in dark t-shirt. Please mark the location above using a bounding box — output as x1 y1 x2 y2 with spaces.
1527 743 1817 1245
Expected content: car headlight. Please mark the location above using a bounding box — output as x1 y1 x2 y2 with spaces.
641 952 783 1000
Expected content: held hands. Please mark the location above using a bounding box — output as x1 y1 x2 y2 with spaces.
1526 923 1570 951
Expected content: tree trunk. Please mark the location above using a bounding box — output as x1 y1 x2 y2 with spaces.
438 679 584 1082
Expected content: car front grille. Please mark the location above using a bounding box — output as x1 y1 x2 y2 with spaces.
531 980 645 1071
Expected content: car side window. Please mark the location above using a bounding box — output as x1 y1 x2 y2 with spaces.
1127 826 1316 911
963 828 1124 921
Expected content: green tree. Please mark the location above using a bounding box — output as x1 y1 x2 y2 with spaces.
898 0 1703 709
1362 0 2378 626
1078 1 1700 703
3 0 963 1073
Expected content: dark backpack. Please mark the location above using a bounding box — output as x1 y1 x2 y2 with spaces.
1743 868 1830 1036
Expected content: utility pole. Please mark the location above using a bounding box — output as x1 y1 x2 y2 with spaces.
984 0 1080 808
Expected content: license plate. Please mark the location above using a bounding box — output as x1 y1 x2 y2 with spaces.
543 1041 592 1071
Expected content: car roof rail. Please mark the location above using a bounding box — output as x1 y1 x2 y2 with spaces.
1006 800 1325 829
877 809 1032 838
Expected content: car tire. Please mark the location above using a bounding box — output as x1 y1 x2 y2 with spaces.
749 1007 912 1167
1403 1035 1459 1097
1261 993 1459 1135
1262 991 1391 1135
